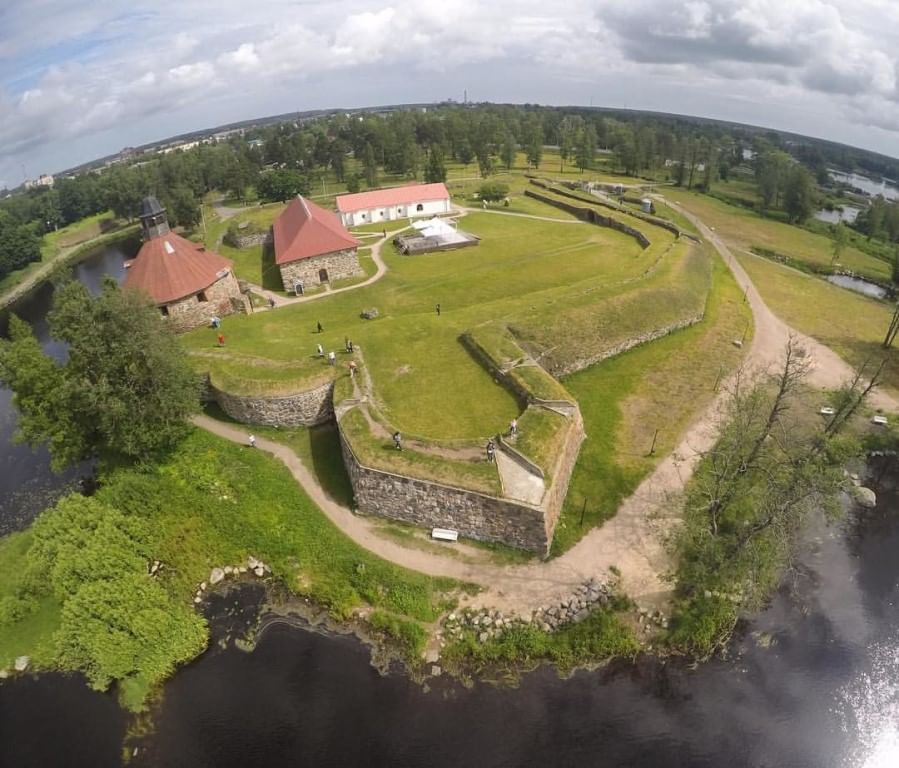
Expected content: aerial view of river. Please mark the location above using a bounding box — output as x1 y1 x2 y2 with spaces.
0 255 897 768
0 243 131 534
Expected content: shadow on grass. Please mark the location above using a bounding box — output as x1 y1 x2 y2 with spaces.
261 242 283 292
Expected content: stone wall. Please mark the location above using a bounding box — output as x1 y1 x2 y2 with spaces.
339 424 553 553
211 379 334 427
540 409 586 541
278 249 362 291
224 231 272 249
524 189 652 249
164 270 248 332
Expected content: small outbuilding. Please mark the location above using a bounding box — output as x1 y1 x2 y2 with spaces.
124 197 247 332
273 195 362 291
335 182 451 227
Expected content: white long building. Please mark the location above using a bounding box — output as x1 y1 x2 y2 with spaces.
335 182 451 227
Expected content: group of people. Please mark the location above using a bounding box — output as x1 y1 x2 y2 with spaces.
484 419 518 462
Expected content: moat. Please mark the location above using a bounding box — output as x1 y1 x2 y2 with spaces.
0 246 897 767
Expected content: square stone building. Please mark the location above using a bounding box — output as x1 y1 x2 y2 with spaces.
124 197 247 332
273 195 362 292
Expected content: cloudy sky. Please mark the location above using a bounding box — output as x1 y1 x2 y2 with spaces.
3 0 899 188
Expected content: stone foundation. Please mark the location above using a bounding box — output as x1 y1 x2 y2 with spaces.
163 271 247 332
212 380 334 427
278 249 362 291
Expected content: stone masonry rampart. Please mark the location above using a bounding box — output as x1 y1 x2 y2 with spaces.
211 379 334 427
338 423 554 553
525 189 652 248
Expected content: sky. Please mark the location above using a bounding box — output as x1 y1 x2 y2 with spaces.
3 0 899 188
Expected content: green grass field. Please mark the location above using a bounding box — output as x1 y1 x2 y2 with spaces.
184 211 681 441
736 252 899 395
554 252 751 553
664 187 890 281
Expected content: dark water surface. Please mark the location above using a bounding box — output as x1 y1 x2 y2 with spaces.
127 486 899 768
0 244 130 534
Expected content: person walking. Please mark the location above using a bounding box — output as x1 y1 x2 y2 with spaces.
248 434 257 448
486 439 495 463
509 418 518 437
217 333 225 347
393 431 402 451
436 303 441 317
268 296 276 309
348 361 358 378
328 351 336 366
316 321 323 333
317 343 324 357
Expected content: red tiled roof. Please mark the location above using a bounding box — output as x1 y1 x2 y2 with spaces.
124 232 233 305
273 196 361 265
335 182 450 213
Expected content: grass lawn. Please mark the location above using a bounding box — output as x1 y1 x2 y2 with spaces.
736 252 899 395
553 251 751 554
184 211 675 440
664 187 890 281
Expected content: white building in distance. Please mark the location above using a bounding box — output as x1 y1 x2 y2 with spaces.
335 182 451 227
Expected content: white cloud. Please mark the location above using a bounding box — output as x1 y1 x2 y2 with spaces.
2 0 899 184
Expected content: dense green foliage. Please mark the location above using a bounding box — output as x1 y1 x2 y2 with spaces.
0 279 198 470
0 210 42 280
668 347 866 658
0 428 459 706
257 168 311 202
478 181 510 202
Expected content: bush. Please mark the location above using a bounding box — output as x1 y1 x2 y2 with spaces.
478 182 510 203
369 611 427 659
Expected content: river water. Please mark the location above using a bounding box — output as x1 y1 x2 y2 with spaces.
0 243 131 534
1 248 897 768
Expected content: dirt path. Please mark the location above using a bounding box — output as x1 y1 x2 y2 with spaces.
193 198 899 618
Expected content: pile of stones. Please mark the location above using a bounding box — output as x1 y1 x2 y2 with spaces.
635 606 669 635
442 578 617 643
531 578 614 632
193 555 272 604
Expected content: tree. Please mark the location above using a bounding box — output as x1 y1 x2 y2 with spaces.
755 150 792 209
0 279 199 470
830 223 848 266
425 147 447 183
345 173 361 194
783 165 815 223
478 182 509 203
456 138 474 166
501 132 517 170
575 124 597 172
257 169 310 202
525 122 543 169
0 211 42 279
161 185 200 229
362 142 378 187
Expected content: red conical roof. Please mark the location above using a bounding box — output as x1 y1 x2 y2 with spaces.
124 232 233 305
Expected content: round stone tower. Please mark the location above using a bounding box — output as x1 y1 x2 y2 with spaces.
139 196 170 240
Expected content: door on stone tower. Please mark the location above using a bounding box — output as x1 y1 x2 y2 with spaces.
319 268 329 283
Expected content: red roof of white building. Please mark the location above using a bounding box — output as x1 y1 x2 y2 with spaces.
335 182 450 213
273 196 361 265
124 233 232 305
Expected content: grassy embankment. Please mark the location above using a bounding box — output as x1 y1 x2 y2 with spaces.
737 252 899 395
0 429 462 708
664 187 891 281
0 212 139 306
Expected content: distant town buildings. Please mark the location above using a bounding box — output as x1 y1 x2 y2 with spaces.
24 174 54 189
335 182 451 227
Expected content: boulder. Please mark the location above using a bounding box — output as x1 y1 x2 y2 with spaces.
361 307 380 320
853 486 877 508
224 566 234 576
247 556 259 569
254 565 265 577
14 656 29 672
478 632 489 643
210 567 225 585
